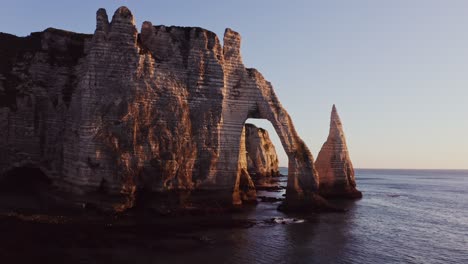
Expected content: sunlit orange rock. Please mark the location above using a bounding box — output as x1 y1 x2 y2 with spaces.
0 6 323 211
315 105 362 199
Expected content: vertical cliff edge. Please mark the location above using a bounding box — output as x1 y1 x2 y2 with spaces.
0 6 339 211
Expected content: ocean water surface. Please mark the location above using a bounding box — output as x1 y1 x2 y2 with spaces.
159 168 468 264
1 169 467 264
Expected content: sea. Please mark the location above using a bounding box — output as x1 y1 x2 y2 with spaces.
159 168 468 264
1 168 467 264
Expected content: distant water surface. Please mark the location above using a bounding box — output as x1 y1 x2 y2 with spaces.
159 168 468 264
2 169 467 264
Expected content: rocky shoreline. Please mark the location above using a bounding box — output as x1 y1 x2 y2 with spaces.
0 169 354 264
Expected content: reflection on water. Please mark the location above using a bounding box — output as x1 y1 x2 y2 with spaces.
2 169 467 263
158 169 468 264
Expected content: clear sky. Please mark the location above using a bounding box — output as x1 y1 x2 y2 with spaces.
1 0 467 169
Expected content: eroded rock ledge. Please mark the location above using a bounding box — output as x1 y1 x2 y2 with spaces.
0 6 354 212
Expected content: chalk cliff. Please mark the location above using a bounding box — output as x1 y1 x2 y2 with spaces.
243 123 280 178
315 105 362 198
0 7 322 211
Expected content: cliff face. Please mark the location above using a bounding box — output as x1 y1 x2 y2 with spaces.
0 7 321 210
315 105 362 198
244 123 279 178
0 28 91 192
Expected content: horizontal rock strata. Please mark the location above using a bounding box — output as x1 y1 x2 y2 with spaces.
315 105 362 199
0 6 322 211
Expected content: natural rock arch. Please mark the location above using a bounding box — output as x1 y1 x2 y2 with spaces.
210 29 319 207
0 6 325 211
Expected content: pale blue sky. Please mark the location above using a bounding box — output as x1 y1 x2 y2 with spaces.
1 0 467 169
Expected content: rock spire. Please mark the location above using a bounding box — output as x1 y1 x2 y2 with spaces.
315 105 362 198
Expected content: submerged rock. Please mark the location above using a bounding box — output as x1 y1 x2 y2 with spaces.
315 105 362 199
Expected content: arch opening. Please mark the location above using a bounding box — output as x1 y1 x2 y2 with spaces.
237 118 289 203
245 118 288 172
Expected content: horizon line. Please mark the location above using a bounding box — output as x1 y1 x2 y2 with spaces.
278 166 468 171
